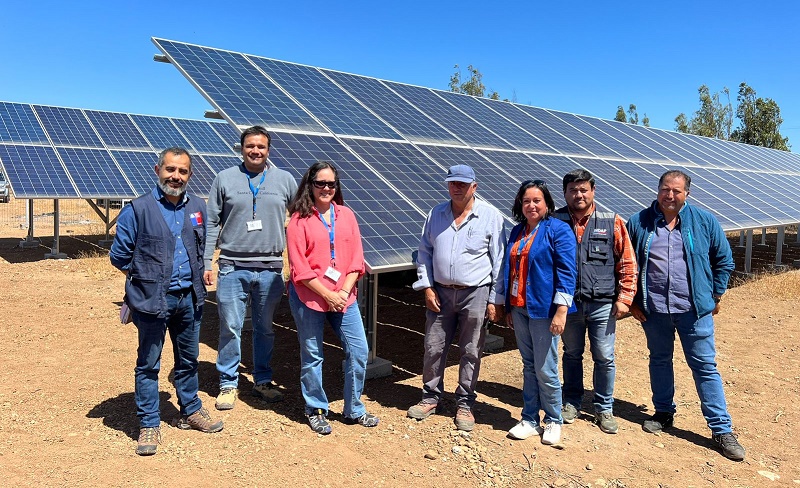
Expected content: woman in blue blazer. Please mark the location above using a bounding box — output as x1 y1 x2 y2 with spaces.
500 180 577 445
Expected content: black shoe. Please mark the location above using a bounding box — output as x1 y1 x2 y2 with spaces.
712 433 746 461
307 408 332 435
342 412 380 427
643 412 673 433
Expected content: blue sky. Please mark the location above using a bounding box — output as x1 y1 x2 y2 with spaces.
2 0 799 146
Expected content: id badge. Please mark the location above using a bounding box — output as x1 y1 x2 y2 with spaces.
511 281 519 297
246 220 263 232
324 266 342 282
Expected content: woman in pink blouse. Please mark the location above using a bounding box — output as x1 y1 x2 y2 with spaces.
286 161 379 435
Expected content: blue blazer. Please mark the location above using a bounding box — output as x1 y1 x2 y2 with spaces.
502 216 577 319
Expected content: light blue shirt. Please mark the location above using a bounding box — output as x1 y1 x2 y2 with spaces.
413 198 506 303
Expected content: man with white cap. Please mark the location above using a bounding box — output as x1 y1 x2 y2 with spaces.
407 164 506 431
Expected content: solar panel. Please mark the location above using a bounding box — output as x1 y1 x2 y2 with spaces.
0 102 49 144
248 56 402 140
0 144 79 198
85 111 150 150
152 39 325 132
341 138 448 212
197 154 241 174
152 37 800 250
267 132 425 271
130 114 192 150
0 101 244 200
56 147 133 198
386 82 514 150
321 69 463 145
34 105 103 148
184 155 216 198
172 119 235 154
111 150 158 195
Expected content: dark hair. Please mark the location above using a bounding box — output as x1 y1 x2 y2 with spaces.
240 125 271 149
512 180 555 223
658 170 691 191
158 147 191 168
562 168 595 193
288 161 345 217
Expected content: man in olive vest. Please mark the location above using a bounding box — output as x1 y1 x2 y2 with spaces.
110 147 223 456
554 169 637 434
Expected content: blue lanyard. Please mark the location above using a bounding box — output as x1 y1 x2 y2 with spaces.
246 169 266 219
514 222 539 275
317 203 336 263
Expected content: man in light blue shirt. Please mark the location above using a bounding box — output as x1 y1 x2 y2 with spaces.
407 164 506 431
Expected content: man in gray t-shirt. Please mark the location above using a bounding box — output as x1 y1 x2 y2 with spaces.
203 126 298 410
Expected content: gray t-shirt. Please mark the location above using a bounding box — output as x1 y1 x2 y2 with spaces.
203 163 298 270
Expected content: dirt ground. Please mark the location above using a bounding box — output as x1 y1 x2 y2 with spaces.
1 221 799 488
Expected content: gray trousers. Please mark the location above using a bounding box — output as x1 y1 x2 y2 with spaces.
421 284 489 408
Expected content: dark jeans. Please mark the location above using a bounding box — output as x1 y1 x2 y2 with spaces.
132 291 202 427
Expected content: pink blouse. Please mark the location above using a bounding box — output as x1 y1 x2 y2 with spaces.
286 204 365 312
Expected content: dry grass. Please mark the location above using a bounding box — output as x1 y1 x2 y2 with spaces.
729 268 800 300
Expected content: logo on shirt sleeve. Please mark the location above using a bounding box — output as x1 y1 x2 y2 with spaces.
190 212 204 226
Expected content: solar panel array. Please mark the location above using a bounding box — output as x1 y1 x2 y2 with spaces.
0 102 241 199
152 38 800 271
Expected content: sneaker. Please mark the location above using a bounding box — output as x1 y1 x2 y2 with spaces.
253 381 285 403
595 412 619 434
643 412 674 434
508 420 544 440
562 403 578 424
407 401 439 420
176 407 224 433
135 427 160 456
215 387 237 410
541 423 562 445
307 408 332 435
343 412 380 427
454 407 475 431
712 432 746 461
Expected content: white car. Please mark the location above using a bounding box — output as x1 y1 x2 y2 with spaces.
0 172 9 203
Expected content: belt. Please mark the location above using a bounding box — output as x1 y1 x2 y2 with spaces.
435 282 471 290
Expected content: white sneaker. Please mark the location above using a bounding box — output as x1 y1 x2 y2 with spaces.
508 420 544 440
541 423 562 445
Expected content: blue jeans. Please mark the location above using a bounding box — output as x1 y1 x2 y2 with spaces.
562 301 616 413
216 264 285 389
288 284 369 418
641 311 732 434
133 291 202 428
511 307 562 425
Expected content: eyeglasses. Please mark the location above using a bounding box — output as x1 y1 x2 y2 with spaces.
312 180 337 189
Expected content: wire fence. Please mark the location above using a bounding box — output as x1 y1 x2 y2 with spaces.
0 196 123 236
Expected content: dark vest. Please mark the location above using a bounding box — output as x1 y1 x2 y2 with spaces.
554 207 616 303
125 193 207 317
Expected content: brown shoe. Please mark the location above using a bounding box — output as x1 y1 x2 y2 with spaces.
176 407 224 433
454 407 475 431
407 401 439 420
136 427 161 456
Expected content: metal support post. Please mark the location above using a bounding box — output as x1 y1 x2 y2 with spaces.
45 199 68 259
19 199 40 248
362 272 392 379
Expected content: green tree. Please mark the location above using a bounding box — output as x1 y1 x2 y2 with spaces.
675 85 732 139
614 106 626 122
675 113 689 133
642 113 650 127
730 82 790 150
627 104 639 125
449 64 486 97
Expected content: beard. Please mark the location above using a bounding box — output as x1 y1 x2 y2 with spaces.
159 178 186 197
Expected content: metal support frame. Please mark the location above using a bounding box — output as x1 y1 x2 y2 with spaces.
19 199 40 248
775 226 786 266
737 230 745 248
742 229 753 276
86 198 120 247
361 272 392 379
44 199 67 259
755 227 769 248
